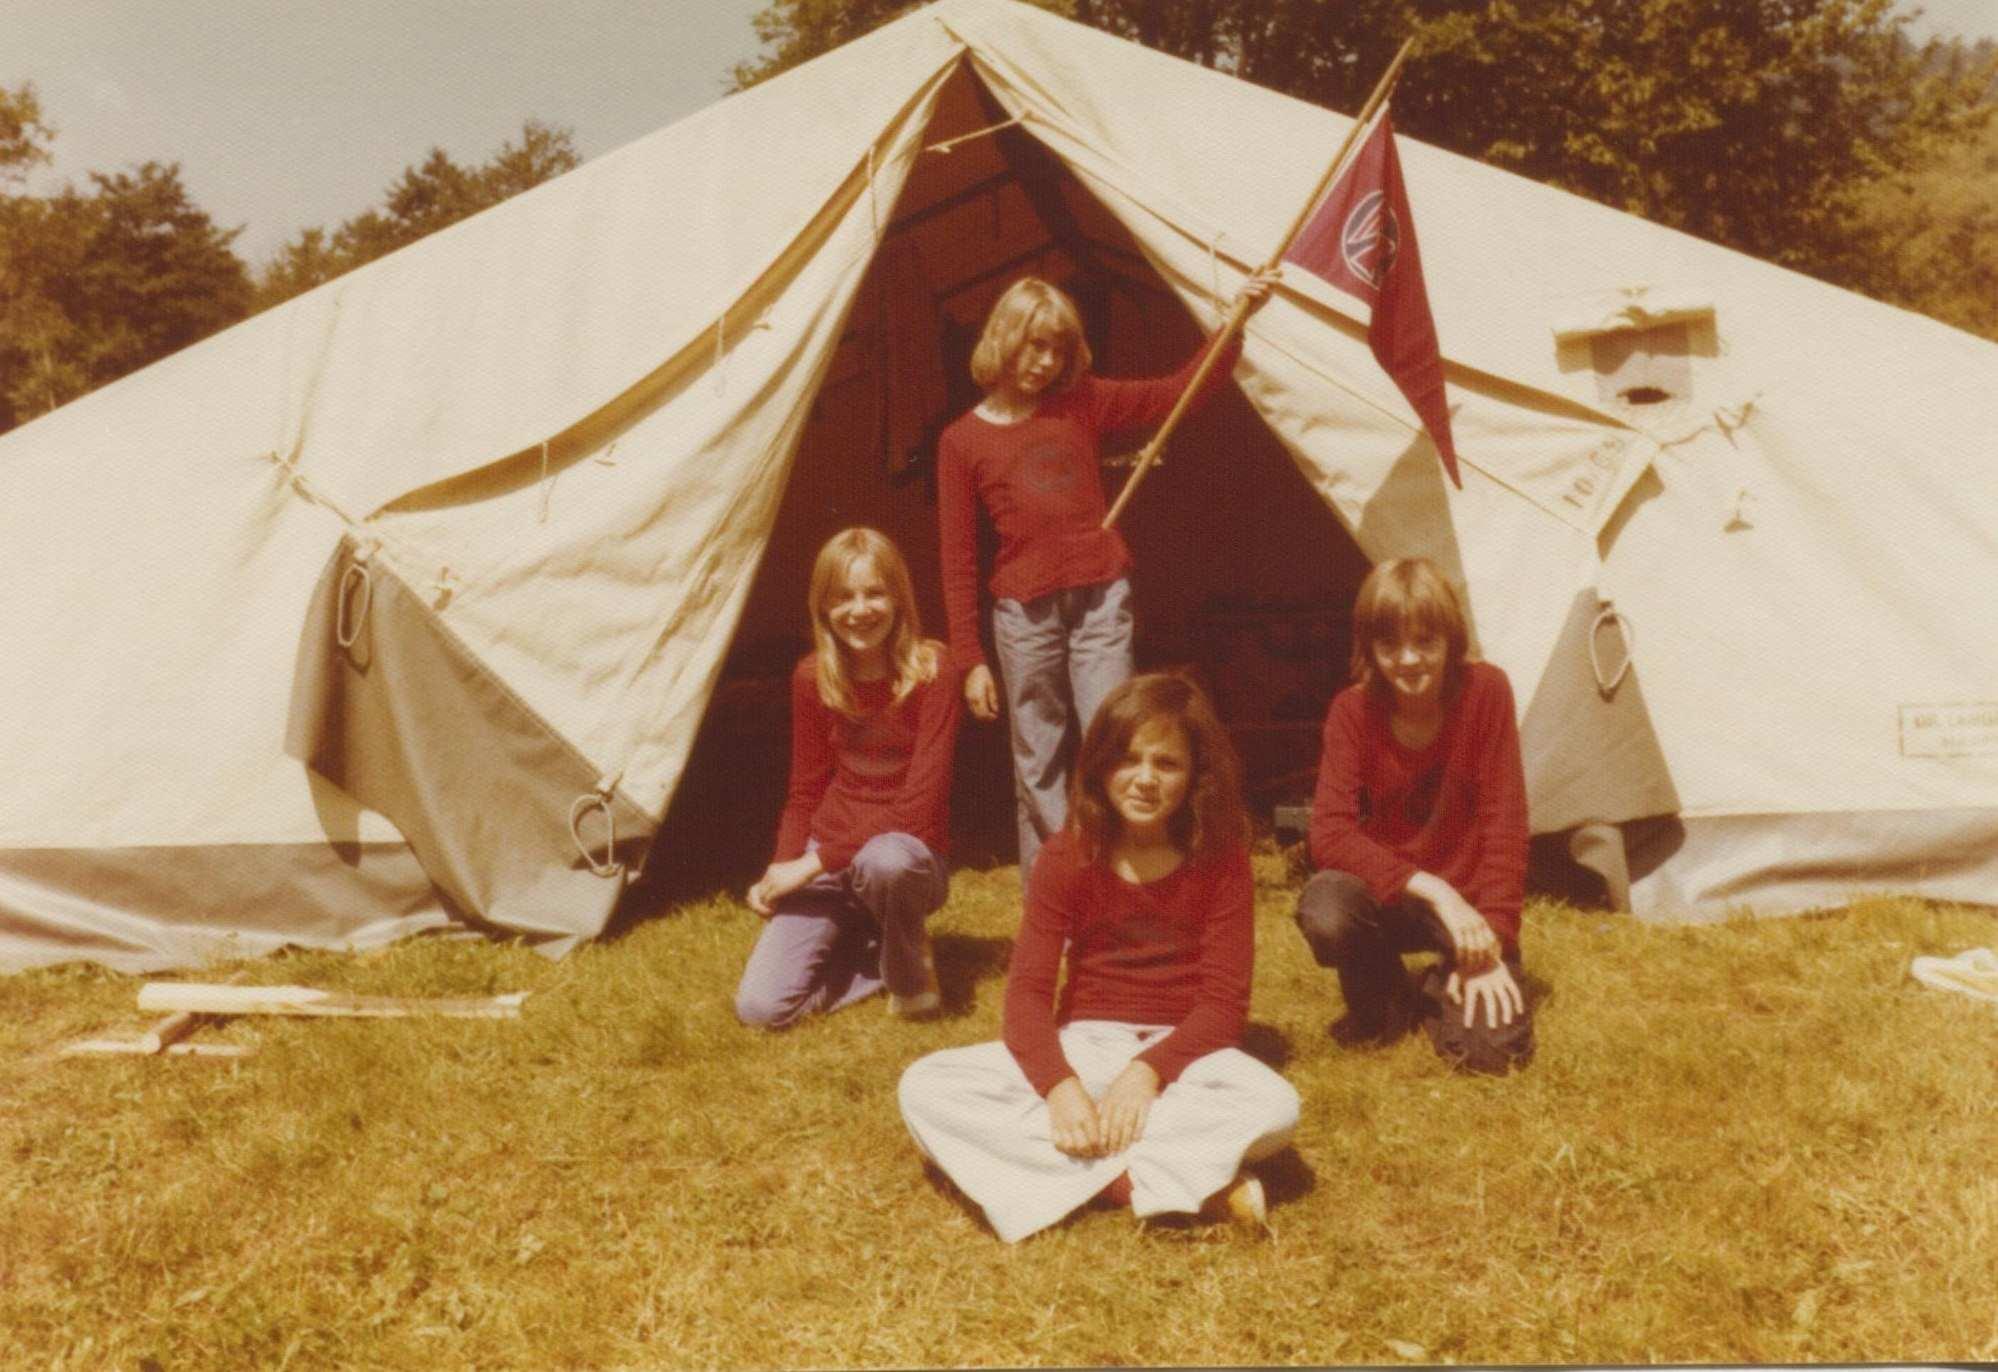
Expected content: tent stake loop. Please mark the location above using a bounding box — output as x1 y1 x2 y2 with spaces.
335 562 373 653
569 790 623 879
1588 604 1635 696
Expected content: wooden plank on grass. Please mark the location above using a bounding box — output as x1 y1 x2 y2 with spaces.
60 1038 255 1058
137 983 526 1019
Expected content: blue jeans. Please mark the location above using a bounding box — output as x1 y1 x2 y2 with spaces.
990 577 1135 881
734 833 948 1028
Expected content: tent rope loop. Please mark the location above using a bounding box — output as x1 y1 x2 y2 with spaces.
1588 603 1635 696
924 115 1021 156
568 787 624 879
334 540 380 654
335 563 372 652
1207 232 1229 312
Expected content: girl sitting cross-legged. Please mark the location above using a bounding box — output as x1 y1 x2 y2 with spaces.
1294 557 1535 1074
734 528 964 1028
898 673 1298 1242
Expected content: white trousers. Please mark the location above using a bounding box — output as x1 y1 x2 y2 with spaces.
898 1021 1299 1243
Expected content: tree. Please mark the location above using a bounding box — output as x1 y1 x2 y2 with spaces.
1837 105 1998 338
730 0 1996 335
2 104 252 434
254 119 581 310
732 0 927 88
1 81 53 187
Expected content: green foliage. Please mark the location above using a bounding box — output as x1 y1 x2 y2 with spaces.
3 871 1996 1367
0 152 250 434
253 120 581 311
733 0 927 87
1835 57 1998 338
1 81 53 187
1390 2 1996 298
732 0 1997 338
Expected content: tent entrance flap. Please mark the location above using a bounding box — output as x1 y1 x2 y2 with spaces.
651 53 1373 877
286 538 653 954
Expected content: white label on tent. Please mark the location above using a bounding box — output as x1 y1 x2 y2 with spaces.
1899 703 1998 757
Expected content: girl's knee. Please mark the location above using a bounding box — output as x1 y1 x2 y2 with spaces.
850 833 942 900
1240 1062 1301 1140
1294 870 1374 960
853 830 923 871
898 1054 952 1124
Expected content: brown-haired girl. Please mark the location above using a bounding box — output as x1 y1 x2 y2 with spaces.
899 673 1298 1241
937 272 1273 877
734 528 963 1027
1295 557 1535 1073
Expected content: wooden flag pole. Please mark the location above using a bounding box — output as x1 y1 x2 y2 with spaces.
1101 35 1417 530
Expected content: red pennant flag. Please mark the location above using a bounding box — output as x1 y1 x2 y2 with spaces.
1284 110 1461 487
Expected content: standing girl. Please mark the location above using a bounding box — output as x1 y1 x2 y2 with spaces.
899 673 1298 1242
937 272 1273 876
734 528 964 1028
1294 557 1535 1073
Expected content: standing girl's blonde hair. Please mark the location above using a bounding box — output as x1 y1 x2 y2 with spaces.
807 526 939 716
969 278 1093 394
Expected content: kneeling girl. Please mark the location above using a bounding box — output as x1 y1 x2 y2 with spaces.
734 528 963 1027
899 673 1298 1241
1294 557 1535 1072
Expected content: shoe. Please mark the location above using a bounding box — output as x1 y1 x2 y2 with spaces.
1200 1172 1266 1229
1329 1011 1397 1047
888 936 940 1018
1330 968 1416 1047
887 987 940 1018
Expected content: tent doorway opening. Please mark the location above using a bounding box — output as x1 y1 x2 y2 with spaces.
626 58 1370 909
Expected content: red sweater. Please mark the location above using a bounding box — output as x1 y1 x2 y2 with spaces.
937 333 1244 670
1308 661 1530 948
771 653 964 873
1003 830 1254 1096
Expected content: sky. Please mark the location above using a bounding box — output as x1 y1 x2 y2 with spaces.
9 0 1995 268
10 0 773 264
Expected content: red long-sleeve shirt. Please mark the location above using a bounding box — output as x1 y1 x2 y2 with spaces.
771 653 964 873
1307 661 1530 948
1003 830 1254 1096
937 332 1244 670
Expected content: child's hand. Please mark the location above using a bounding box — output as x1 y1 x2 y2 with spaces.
1046 1077 1103 1157
964 664 1001 721
1235 266 1281 315
746 853 821 917
1097 1059 1160 1155
1446 962 1525 1029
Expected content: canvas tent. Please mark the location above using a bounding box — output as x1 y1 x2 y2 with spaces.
3 0 1994 974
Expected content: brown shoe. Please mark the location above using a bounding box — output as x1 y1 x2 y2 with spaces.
887 936 940 1019
1199 1172 1267 1229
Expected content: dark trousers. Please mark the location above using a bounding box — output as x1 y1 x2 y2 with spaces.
1294 870 1535 1074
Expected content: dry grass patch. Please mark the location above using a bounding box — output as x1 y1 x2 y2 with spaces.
2 867 1995 1367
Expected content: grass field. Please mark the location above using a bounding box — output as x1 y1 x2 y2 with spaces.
3 852 1995 1369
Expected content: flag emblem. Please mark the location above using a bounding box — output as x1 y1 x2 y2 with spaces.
1340 190 1400 290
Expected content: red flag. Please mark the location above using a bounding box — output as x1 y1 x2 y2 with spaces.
1284 110 1461 487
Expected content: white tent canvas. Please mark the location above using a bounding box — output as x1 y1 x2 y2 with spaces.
3 0 1994 973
